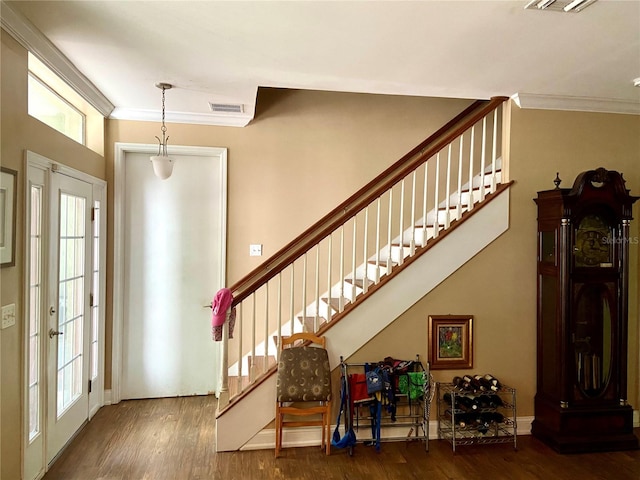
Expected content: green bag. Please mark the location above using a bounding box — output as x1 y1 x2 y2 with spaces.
398 371 424 400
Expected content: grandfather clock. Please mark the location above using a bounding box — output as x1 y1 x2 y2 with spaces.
532 167 639 453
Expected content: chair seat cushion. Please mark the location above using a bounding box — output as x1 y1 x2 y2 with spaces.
276 346 331 402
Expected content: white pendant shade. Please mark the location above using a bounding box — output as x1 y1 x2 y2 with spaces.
150 155 174 180
151 83 174 179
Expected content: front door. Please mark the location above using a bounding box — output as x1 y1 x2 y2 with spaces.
46 172 92 463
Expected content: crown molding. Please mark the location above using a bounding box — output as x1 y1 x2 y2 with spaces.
512 93 640 115
0 1 114 117
110 108 253 127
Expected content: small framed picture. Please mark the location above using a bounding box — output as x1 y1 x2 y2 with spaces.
428 315 473 369
0 167 17 268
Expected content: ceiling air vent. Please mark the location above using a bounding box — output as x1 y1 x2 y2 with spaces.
209 102 244 114
525 0 597 13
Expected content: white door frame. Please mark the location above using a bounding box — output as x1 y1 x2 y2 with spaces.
23 150 107 479
111 143 227 404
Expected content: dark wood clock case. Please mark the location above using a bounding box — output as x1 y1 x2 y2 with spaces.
532 167 639 453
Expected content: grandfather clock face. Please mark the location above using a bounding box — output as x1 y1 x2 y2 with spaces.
574 214 612 267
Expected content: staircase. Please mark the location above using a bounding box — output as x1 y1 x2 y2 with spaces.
215 97 512 451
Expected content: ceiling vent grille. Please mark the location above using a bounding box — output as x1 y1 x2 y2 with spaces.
209 103 244 114
524 0 598 13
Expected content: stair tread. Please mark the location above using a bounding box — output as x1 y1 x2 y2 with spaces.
321 296 350 310
368 260 398 266
345 278 374 288
297 316 327 332
459 184 495 193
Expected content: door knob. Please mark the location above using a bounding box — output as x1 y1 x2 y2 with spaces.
49 328 63 339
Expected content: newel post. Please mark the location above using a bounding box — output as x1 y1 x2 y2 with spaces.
217 310 230 413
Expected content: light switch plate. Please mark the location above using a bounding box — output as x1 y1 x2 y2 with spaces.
1 303 16 329
249 244 263 257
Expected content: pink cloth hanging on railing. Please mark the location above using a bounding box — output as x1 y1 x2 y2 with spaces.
211 288 236 341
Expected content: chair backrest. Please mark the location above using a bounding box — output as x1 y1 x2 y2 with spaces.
276 333 331 402
280 332 326 350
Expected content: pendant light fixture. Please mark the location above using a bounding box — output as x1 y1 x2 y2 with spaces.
150 82 174 180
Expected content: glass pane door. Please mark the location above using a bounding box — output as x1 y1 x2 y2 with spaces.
47 173 92 464
56 192 86 414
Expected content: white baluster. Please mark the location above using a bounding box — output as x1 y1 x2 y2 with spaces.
327 234 332 323
339 225 345 312
288 265 293 338
434 153 440 237
445 144 452 229
387 188 393 270
250 292 257 382
351 217 357 302
264 282 269 369
314 246 320 331
398 179 405 265
457 134 464 218
491 109 498 193
422 160 429 244
217 309 230 411
410 171 416 256
480 116 487 202
302 253 307 332
237 302 243 384
375 198 381 283
468 126 475 210
363 207 369 293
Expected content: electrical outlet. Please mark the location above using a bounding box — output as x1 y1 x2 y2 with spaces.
1 303 16 329
249 244 263 257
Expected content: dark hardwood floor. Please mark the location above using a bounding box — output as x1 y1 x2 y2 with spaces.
43 395 640 480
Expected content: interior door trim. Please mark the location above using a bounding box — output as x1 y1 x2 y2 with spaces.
112 143 227 404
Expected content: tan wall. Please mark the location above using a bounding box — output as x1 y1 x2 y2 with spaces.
104 89 473 386
352 106 640 417
0 31 106 480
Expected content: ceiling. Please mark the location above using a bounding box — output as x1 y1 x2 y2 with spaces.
3 0 640 126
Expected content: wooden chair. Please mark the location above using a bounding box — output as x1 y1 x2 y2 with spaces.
275 332 332 458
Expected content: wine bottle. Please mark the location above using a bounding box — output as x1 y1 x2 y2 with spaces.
478 376 492 391
445 409 467 427
456 395 479 411
476 394 492 409
487 394 504 408
478 410 504 424
477 420 490 434
473 374 488 391
451 376 464 390
491 411 505 423
483 373 502 391
461 375 475 392
443 392 459 409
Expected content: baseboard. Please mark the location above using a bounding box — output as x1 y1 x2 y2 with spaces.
241 416 535 451
104 389 113 405
241 426 323 451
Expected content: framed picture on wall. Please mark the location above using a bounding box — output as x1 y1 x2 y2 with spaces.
1 167 17 267
428 314 473 369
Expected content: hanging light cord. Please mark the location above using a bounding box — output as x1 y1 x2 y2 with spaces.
155 84 170 156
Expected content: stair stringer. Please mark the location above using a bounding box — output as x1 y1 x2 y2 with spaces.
216 187 510 452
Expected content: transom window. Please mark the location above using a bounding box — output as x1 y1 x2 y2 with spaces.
27 54 85 145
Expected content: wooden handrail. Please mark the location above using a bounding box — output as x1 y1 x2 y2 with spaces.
229 96 508 304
